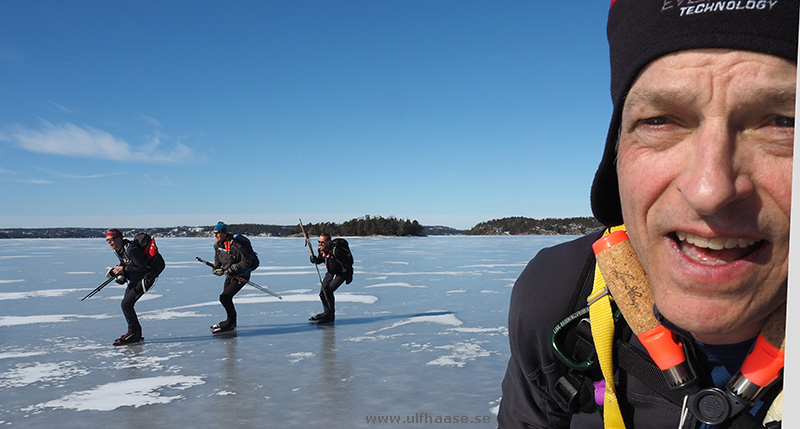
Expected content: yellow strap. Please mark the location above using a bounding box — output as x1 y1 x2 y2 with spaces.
588 225 626 429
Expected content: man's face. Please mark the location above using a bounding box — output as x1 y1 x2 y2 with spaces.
214 231 227 245
617 49 795 344
318 235 331 251
106 236 122 251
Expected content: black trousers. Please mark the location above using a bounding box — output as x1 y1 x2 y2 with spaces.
121 277 155 336
319 272 346 316
220 274 248 324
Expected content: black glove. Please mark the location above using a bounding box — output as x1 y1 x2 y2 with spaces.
310 255 317 264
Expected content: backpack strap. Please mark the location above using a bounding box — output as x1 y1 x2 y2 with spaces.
616 340 769 428
588 225 628 428
553 316 602 414
552 241 603 413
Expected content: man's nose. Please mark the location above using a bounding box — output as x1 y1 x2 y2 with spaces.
676 123 755 215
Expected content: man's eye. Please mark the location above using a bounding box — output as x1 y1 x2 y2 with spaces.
642 116 669 126
775 116 794 128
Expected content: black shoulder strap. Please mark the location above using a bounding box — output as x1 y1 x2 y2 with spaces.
552 250 602 414
616 340 767 428
615 340 684 405
572 248 598 313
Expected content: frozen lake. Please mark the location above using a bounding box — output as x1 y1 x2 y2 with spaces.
0 235 575 428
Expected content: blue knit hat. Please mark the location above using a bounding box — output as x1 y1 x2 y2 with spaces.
213 221 228 234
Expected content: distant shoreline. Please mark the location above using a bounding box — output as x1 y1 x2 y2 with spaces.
0 216 602 239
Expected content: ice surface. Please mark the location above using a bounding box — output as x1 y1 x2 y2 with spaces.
0 235 574 428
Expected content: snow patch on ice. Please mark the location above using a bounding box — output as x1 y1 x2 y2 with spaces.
23 375 205 411
459 263 527 268
449 326 507 335
287 352 315 364
345 333 405 343
0 351 47 360
277 288 314 294
0 288 79 300
141 310 207 321
107 351 190 371
0 361 89 388
252 270 322 276
426 341 494 368
364 282 427 289
403 342 432 352
152 291 377 313
255 265 314 271
364 313 462 335
235 292 378 305
446 289 467 294
490 397 502 416
0 314 112 327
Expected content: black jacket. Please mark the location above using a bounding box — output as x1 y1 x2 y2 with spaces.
115 240 155 285
214 237 251 275
499 232 686 428
312 241 350 276
498 232 782 428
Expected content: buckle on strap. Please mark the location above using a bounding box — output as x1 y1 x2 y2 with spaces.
554 375 581 413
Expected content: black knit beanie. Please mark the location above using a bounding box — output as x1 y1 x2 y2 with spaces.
591 0 799 227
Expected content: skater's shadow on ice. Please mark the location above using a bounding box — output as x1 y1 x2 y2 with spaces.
237 311 455 337
326 310 454 328
145 311 454 344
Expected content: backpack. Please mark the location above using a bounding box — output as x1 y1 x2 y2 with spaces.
332 238 353 268
232 234 260 271
132 232 166 277
332 238 354 283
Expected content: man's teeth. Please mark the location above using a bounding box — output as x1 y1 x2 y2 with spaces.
675 231 758 250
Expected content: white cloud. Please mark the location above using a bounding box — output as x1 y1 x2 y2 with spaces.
16 178 52 185
8 121 193 163
47 99 77 114
140 114 162 128
35 167 127 180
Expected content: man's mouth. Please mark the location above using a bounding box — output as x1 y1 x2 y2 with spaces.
674 231 761 265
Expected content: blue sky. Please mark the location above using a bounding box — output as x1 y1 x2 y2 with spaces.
0 1 612 230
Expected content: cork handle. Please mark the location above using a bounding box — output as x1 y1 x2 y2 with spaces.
761 305 786 352
593 230 658 334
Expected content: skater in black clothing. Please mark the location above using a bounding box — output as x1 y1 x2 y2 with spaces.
210 222 253 333
309 233 353 324
106 229 160 346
